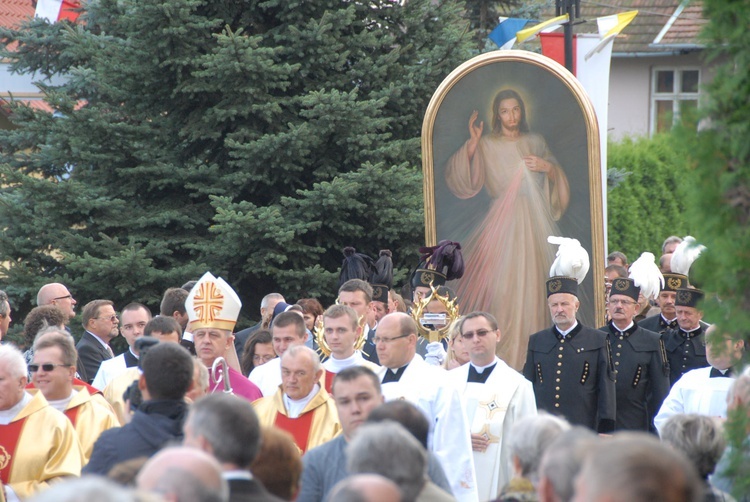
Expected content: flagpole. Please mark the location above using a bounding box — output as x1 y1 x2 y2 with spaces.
556 0 579 72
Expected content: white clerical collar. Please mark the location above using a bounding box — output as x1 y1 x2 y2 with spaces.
47 389 77 412
0 392 32 425
613 321 635 333
183 330 194 342
558 321 579 337
324 351 363 373
661 313 676 323
86 331 111 350
684 325 702 334
470 356 499 372
284 384 320 418
129 347 139 359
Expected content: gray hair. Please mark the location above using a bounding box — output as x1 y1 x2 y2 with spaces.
0 344 27 379
660 414 726 479
662 235 683 254
0 290 9 318
347 421 426 502
27 476 136 502
539 427 599 502
508 413 571 484
282 344 321 372
576 432 701 502
261 293 285 309
187 394 262 468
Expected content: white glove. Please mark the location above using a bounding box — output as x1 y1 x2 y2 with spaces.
424 341 447 366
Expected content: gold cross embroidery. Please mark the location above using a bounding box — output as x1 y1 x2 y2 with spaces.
193 281 224 323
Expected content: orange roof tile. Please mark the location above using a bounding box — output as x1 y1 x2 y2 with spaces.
0 0 35 30
540 0 706 54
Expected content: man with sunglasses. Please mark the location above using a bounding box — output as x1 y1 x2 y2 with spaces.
447 312 536 501
28 330 118 464
375 312 477 502
523 277 616 433
76 300 119 384
0 343 83 500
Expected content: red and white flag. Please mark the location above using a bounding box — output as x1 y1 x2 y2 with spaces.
35 0 81 23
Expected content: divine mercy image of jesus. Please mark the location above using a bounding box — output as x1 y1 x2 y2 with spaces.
444 89 570 369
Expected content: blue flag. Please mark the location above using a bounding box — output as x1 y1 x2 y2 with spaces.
488 18 530 49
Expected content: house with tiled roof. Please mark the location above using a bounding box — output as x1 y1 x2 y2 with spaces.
0 1 64 129
547 0 713 139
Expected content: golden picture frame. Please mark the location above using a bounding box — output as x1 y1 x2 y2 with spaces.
421 50 604 369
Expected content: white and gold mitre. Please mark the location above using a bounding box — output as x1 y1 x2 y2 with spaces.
186 272 242 332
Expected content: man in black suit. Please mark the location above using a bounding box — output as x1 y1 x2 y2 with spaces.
76 299 119 383
183 393 283 502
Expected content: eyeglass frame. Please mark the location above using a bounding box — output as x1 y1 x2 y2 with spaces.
95 314 119 322
461 328 496 340
52 294 74 301
372 333 411 345
252 354 277 363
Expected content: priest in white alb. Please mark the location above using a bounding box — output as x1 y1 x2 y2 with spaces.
447 311 537 501
375 312 477 502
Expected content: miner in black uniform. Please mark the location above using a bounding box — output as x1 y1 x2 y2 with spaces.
638 273 688 334
523 277 616 433
662 288 709 385
599 278 670 432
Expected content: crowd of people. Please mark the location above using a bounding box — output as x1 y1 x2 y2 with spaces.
0 235 747 502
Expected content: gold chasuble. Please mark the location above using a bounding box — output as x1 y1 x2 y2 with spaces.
253 386 341 454
103 367 141 425
65 388 119 463
0 392 83 498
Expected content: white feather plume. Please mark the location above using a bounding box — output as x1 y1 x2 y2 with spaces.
628 252 664 301
548 236 590 284
671 236 706 276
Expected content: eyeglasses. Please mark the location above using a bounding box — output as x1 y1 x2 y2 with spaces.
609 299 637 306
28 363 72 372
253 355 276 363
372 334 410 345
461 329 494 340
53 295 73 301
96 315 119 322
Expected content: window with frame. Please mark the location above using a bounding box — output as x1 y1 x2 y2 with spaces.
650 68 700 134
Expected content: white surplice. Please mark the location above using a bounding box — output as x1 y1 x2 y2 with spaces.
378 355 478 502
448 357 537 501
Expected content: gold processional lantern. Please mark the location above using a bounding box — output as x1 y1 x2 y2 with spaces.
410 284 460 343
314 304 367 358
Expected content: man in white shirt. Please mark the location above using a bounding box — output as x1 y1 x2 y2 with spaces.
655 325 745 435
320 305 380 392
92 303 152 389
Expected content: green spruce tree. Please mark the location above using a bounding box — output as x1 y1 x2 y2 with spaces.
680 0 750 497
0 0 474 328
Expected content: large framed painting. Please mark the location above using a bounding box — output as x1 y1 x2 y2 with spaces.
422 50 604 370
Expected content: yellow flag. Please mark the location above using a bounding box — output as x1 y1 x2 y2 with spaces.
516 14 569 43
597 10 638 39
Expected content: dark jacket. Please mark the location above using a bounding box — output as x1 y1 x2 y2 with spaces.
662 321 710 385
599 322 670 432
83 399 188 475
523 322 616 433
227 478 284 502
76 331 113 384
